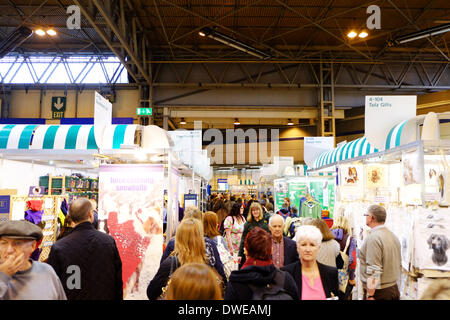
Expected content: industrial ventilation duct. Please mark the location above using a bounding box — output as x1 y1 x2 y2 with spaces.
0 26 33 59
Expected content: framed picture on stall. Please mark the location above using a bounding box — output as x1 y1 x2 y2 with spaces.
366 165 387 188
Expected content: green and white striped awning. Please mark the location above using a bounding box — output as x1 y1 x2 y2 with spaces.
1 124 140 151
101 124 139 149
30 125 98 150
0 124 38 149
313 137 380 168
385 120 408 150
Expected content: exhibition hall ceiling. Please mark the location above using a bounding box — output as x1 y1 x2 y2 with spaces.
0 0 448 63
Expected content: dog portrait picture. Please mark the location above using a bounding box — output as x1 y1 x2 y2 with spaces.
345 167 358 184
366 165 386 188
427 234 449 267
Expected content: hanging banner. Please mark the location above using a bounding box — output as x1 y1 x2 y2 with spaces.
94 91 112 149
98 164 164 300
365 95 416 150
304 137 335 168
309 179 336 215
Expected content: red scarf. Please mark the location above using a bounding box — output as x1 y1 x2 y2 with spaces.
242 257 273 269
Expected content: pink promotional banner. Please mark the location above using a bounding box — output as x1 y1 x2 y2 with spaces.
98 164 164 299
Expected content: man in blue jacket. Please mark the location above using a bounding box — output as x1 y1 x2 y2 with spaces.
269 214 299 268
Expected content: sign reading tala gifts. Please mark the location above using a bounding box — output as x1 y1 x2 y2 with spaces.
98 164 164 300
365 96 416 150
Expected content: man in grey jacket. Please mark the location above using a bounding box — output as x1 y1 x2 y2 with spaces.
0 220 66 300
359 205 401 300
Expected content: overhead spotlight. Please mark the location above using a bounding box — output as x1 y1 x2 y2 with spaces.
347 31 357 38
358 31 368 38
35 29 46 36
198 30 206 37
234 118 240 125
180 118 186 125
46 28 57 36
287 119 294 126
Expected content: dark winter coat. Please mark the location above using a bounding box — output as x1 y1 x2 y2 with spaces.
281 260 339 299
224 264 299 300
47 222 123 300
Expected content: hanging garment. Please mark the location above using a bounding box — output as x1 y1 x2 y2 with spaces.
24 209 44 225
27 200 43 212
301 200 322 219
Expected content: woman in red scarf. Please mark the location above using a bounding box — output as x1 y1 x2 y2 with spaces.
224 227 299 300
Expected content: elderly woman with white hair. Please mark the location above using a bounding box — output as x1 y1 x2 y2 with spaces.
281 225 339 300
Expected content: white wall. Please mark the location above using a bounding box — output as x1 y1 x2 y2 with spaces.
0 159 97 195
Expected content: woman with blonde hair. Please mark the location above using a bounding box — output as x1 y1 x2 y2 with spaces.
307 219 340 268
203 211 238 279
147 218 207 299
165 263 223 300
237 201 270 268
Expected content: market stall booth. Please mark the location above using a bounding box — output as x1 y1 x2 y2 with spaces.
0 119 210 300
308 111 450 300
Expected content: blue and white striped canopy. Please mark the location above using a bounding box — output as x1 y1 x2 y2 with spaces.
0 124 139 151
385 120 408 150
30 125 98 150
0 124 38 149
313 137 380 168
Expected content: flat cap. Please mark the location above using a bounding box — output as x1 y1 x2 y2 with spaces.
0 220 43 241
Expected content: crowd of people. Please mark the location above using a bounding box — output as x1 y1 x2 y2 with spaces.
1 194 449 301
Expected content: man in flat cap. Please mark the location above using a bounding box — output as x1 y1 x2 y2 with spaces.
0 220 67 300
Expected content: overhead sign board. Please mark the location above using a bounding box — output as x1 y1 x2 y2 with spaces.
365 95 416 150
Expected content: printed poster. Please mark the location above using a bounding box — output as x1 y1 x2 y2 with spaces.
99 164 164 300
414 211 450 271
402 152 422 186
341 164 363 187
366 165 387 188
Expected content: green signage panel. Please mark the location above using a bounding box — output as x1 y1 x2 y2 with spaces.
137 108 152 116
51 96 66 119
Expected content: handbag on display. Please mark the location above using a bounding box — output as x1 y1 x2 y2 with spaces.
337 235 352 293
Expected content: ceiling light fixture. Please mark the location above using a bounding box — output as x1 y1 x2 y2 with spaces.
46 29 57 36
234 118 240 125
347 31 357 38
199 27 272 60
358 31 368 38
287 119 294 125
35 29 46 36
180 118 186 125
391 23 450 45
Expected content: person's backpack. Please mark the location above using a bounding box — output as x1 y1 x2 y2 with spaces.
248 269 294 300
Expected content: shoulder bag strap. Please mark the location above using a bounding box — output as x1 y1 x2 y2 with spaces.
343 234 351 255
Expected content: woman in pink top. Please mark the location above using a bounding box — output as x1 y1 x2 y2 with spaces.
281 225 339 300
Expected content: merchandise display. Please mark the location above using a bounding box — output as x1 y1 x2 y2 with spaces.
308 113 450 300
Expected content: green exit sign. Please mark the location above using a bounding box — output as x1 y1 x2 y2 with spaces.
137 108 152 116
